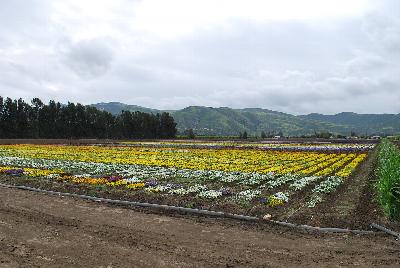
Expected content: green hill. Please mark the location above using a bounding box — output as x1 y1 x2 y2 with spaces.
93 102 160 115
91 102 400 136
171 106 340 136
299 112 400 136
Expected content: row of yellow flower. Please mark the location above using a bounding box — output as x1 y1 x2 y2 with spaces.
335 154 367 177
314 154 355 177
0 166 61 177
0 144 367 176
0 165 148 190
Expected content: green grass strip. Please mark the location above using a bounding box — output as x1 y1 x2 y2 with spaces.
376 139 400 220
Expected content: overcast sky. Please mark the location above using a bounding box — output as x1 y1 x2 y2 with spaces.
0 0 399 114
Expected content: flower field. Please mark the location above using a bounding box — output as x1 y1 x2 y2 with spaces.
0 141 372 212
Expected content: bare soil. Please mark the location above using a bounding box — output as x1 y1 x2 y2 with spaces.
1 186 400 268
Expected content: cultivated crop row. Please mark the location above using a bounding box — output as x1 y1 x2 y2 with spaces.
0 142 370 209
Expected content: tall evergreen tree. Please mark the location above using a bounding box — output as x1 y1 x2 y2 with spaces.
0 96 4 137
16 98 30 138
31 98 43 138
0 96 178 139
159 112 177 138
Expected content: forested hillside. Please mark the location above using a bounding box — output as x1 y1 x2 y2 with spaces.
93 102 400 136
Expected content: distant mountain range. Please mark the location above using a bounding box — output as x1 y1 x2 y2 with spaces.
92 102 400 136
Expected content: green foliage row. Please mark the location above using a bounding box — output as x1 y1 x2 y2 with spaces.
376 139 400 220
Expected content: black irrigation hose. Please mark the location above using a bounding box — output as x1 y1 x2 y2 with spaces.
0 183 384 235
0 183 257 221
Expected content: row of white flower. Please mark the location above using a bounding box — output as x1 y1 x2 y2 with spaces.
118 141 374 152
270 175 344 206
0 156 277 186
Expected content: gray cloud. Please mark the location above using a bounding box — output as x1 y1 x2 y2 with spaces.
61 38 114 79
0 0 399 114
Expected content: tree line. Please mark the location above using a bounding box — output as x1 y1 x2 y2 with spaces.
0 96 177 139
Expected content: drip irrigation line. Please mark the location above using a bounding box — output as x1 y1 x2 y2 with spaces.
371 223 400 240
0 183 257 221
0 183 386 236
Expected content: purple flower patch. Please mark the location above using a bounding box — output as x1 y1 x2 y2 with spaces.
220 188 232 196
258 197 267 204
4 169 24 175
107 176 123 182
145 179 158 187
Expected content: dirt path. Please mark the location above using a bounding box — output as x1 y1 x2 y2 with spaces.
0 187 399 268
